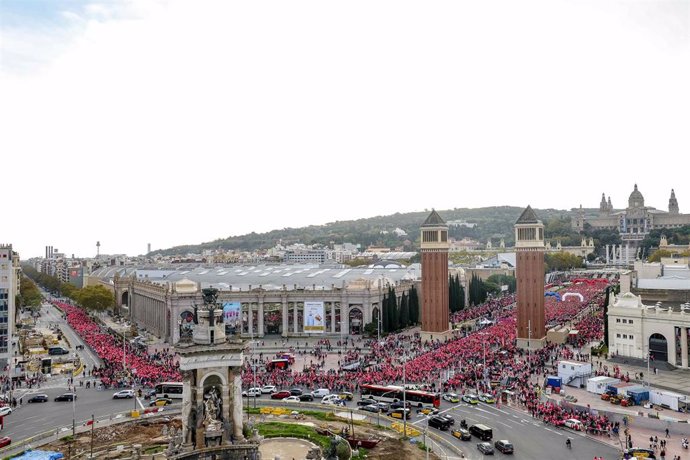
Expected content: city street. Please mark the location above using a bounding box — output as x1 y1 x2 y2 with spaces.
4 386 153 442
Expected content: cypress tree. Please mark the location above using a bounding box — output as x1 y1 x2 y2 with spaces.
382 293 390 333
389 287 399 332
400 292 409 328
409 285 419 324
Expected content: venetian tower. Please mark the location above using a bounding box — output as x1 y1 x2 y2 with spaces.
420 209 450 340
515 206 547 350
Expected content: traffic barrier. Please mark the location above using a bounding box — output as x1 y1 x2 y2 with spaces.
391 421 420 437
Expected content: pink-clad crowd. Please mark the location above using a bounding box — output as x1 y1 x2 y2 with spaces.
55 278 614 435
239 281 615 435
54 301 181 388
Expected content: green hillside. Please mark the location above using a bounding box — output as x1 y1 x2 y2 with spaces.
151 206 581 256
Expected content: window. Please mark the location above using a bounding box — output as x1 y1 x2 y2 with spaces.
616 334 621 338
629 320 633 324
622 319 627 324
629 335 634 339
616 319 621 323
623 334 628 339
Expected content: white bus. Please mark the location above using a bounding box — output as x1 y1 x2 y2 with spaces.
155 382 183 399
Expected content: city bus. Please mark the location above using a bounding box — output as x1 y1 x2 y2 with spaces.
360 384 440 408
155 382 183 399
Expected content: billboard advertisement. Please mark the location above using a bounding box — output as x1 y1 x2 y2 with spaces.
303 301 325 333
222 302 241 326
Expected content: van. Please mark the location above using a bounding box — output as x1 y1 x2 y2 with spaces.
312 388 330 398
48 347 69 356
469 424 493 441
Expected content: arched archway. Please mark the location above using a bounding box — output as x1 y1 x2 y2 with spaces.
649 333 668 362
349 308 363 335
121 291 129 307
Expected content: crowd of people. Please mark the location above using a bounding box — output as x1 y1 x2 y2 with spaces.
54 301 180 388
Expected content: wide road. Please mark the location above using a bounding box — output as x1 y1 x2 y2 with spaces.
5 385 166 442
413 399 621 460
245 392 622 460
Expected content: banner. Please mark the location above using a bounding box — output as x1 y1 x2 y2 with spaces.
222 302 241 325
303 301 325 333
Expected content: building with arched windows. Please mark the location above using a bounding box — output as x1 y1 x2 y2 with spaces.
90 263 421 344
608 291 690 369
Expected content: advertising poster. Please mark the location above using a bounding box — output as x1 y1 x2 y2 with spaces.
222 302 241 325
303 301 325 333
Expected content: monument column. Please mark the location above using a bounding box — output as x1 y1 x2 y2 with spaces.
258 298 264 337
232 370 244 440
293 303 299 334
281 298 288 337
247 303 253 337
331 302 336 333
605 245 610 265
681 328 688 368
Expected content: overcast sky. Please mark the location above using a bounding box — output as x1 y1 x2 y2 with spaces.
1 0 688 259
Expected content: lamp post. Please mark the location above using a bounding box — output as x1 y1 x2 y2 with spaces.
72 389 77 437
402 351 408 438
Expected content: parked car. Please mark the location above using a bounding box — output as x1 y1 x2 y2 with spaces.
283 396 301 403
477 442 494 455
149 397 173 407
494 439 514 454
54 393 77 402
321 394 341 404
289 388 303 396
261 385 277 394
462 394 479 405
375 402 390 412
0 437 10 448
443 393 460 403
113 389 135 399
452 428 471 440
298 394 314 402
389 408 411 420
0 407 12 417
271 391 292 400
27 394 49 403
564 419 584 431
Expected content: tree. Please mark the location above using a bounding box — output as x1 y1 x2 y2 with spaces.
408 285 419 324
382 293 390 333
388 287 399 332
648 249 674 262
486 274 516 294
19 276 42 308
399 292 409 328
75 285 114 311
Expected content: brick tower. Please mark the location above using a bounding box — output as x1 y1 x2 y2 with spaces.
420 209 450 340
515 205 547 350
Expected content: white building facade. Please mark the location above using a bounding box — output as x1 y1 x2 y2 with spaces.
608 292 690 369
0 245 19 366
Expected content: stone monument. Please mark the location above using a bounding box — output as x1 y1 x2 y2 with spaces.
175 287 259 458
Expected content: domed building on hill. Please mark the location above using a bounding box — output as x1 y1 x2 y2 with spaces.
571 185 690 244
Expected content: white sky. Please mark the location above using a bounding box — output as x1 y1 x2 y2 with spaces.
1 0 688 258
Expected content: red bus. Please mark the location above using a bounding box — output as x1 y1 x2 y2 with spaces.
266 358 291 371
360 384 440 408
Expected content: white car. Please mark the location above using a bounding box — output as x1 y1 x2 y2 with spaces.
261 385 277 394
283 396 301 403
0 406 12 416
113 389 135 399
321 394 341 404
564 419 584 431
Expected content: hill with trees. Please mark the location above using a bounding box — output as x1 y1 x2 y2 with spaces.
152 206 590 256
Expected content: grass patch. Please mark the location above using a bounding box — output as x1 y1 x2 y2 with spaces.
352 447 368 459
143 445 166 454
256 422 331 450
59 435 74 442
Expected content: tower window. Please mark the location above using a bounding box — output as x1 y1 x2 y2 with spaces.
440 231 447 242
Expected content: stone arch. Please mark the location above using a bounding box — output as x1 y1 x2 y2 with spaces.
349 307 363 334
649 333 668 362
121 290 129 307
200 372 227 388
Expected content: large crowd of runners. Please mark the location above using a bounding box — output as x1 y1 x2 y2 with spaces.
50 279 616 438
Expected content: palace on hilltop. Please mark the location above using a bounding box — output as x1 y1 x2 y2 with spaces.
571 185 690 244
